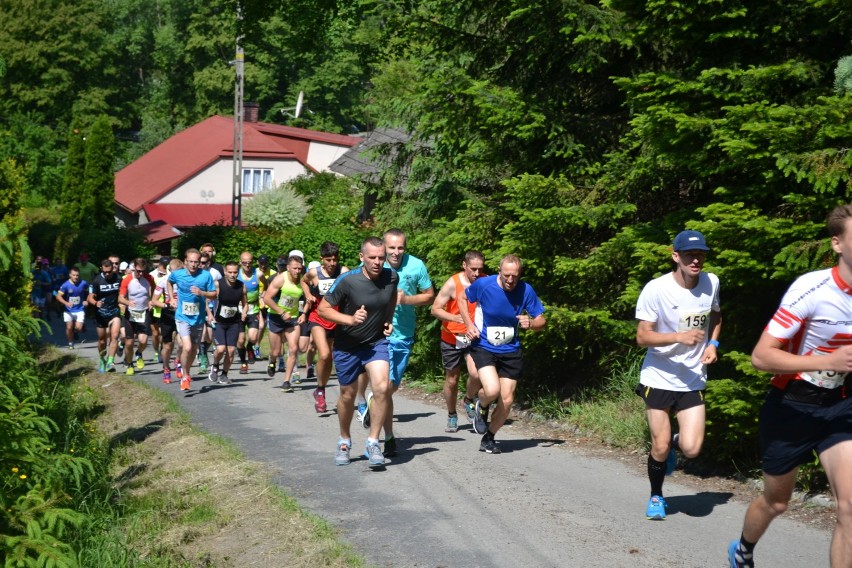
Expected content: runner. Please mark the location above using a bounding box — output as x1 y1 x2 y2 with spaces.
458 254 546 454
356 229 434 457
318 236 398 467
167 249 217 392
262 255 305 392
151 258 182 383
197 251 222 374
118 258 155 376
200 243 225 276
74 252 99 283
49 258 69 318
236 251 263 373
635 230 721 520
255 254 275 360
56 266 88 349
209 261 248 385
149 257 170 363
87 258 122 373
301 242 349 413
31 259 53 321
729 205 852 568
430 250 486 432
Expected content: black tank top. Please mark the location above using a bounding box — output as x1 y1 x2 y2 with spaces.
215 280 243 323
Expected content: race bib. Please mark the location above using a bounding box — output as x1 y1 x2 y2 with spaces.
802 351 848 389
182 302 200 316
129 309 147 323
486 326 515 346
455 334 470 349
69 296 80 306
678 310 710 332
219 305 238 319
318 280 334 295
279 296 297 309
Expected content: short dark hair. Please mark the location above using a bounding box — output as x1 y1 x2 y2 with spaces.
224 261 239 270
320 241 340 257
463 250 485 265
100 259 113 269
361 236 384 253
827 205 852 238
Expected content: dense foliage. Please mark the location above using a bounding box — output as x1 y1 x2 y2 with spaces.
3 0 852 476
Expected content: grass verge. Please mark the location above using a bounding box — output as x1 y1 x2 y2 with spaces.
71 355 364 567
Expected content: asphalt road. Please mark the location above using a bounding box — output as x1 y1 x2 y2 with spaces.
44 318 831 567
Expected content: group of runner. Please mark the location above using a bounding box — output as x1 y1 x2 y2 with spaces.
45 206 852 566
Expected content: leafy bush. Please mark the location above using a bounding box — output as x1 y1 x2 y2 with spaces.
241 181 309 230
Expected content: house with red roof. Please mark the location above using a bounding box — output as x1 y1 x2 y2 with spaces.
115 109 358 246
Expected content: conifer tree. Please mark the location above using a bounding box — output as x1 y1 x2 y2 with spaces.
60 119 86 229
82 115 115 228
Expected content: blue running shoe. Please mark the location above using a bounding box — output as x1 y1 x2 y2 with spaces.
335 439 351 466
666 447 677 476
645 495 666 520
362 391 373 429
356 401 368 424
728 540 753 568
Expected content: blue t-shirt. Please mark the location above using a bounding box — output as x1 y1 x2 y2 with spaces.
59 279 88 313
385 254 432 341
168 268 215 325
465 275 545 353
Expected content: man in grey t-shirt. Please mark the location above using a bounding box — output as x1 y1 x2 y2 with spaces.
319 237 398 468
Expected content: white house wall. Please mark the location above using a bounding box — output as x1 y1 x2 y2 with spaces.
156 158 309 204
307 142 353 172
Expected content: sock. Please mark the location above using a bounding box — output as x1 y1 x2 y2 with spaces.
135 350 142 359
356 395 366 405
247 342 254 353
648 454 666 496
483 429 495 441
448 412 457 417
367 437 379 445
238 347 246 363
734 535 755 566
107 356 114 365
338 438 351 447
385 434 394 442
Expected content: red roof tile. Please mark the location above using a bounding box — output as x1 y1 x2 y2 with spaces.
143 203 233 228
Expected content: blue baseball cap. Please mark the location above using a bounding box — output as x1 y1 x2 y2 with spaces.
673 230 709 252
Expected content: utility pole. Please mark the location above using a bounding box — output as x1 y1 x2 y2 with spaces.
231 2 244 228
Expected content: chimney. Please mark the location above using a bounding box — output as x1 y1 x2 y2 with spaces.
244 102 260 123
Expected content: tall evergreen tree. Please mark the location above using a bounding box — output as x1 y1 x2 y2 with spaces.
60 120 87 229
82 116 116 228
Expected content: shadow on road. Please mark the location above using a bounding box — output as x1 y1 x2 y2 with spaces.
664 491 734 517
395 411 435 423
110 418 167 449
495 437 566 453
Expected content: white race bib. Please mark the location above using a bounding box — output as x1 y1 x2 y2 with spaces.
69 296 80 306
129 309 147 323
802 351 848 389
454 334 470 349
182 302 200 316
219 305 238 319
318 280 334 295
678 310 710 332
279 296 297 309
486 326 515 346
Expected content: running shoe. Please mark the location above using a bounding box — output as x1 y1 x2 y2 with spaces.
645 495 667 520
68 343 74 350
463 397 476 423
125 366 135 376
306 365 315 379
218 373 232 385
106 361 116 373
363 391 373 429
98 356 106 373
335 440 351 466
180 375 190 392
156 352 162 364
445 414 459 433
253 345 262 359
266 363 275 378
728 540 753 568
163 370 172 384
472 399 489 434
292 370 301 385
277 356 285 373
135 354 145 370
199 362 208 375
175 363 184 380
356 401 368 424
208 365 219 383
313 388 327 413
240 363 248 374
364 440 385 467
281 380 293 392
247 348 256 364
383 436 398 457
479 436 501 454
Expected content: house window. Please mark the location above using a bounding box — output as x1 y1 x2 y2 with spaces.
242 168 274 194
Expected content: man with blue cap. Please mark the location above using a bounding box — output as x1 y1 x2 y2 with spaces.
634 229 722 520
